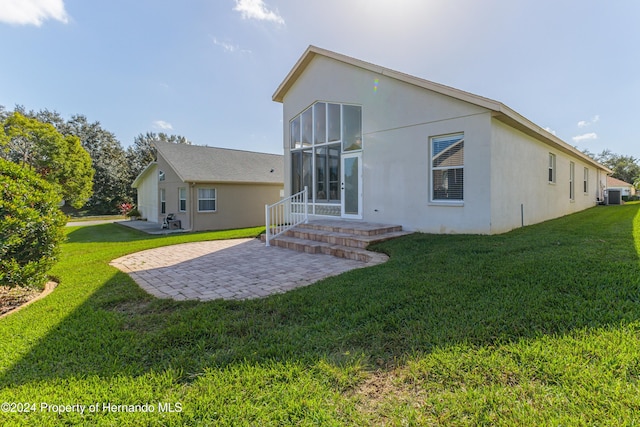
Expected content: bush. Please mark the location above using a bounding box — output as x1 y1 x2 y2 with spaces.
127 208 141 219
0 159 67 288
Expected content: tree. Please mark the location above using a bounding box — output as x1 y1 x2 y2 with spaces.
1 112 94 208
595 149 640 185
126 132 190 180
61 115 133 213
17 107 133 214
0 158 67 288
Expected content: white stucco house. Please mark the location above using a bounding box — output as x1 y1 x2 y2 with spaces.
272 45 611 234
133 142 284 231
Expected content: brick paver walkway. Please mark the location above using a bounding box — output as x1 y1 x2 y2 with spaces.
110 238 387 301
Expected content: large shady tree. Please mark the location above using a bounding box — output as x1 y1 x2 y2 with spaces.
1 112 94 209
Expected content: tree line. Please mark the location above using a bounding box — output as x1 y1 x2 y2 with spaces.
0 105 189 214
583 149 640 190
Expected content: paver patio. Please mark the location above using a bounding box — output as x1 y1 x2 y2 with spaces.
110 237 387 301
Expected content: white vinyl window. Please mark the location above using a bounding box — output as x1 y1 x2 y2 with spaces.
198 188 216 212
569 162 575 200
431 133 464 202
179 187 187 212
548 153 556 183
160 188 166 214
583 167 589 194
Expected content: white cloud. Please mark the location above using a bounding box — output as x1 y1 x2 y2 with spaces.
211 36 252 54
572 133 598 143
153 120 173 130
0 0 69 26
212 37 236 52
233 0 284 25
577 114 600 128
544 127 557 136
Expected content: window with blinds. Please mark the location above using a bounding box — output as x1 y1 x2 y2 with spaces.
198 188 216 212
431 133 464 201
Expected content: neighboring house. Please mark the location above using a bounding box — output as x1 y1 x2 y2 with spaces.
607 176 636 197
133 142 284 231
272 45 612 234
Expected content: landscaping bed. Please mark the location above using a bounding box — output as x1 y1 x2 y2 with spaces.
0 286 41 316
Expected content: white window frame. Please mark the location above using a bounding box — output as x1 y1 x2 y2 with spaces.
430 133 464 204
583 167 589 194
569 162 575 201
197 188 217 212
548 153 556 183
178 187 187 212
289 101 362 216
160 188 166 214
159 170 165 182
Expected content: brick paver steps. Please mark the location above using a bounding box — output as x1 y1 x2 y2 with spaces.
262 220 411 262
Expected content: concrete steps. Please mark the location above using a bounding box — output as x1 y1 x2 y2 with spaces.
263 220 410 263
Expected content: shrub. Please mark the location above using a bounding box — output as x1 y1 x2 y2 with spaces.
126 208 141 219
118 202 133 216
0 159 67 288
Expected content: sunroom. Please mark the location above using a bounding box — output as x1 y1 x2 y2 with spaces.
289 101 363 219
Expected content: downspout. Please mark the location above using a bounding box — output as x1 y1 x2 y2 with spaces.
190 182 195 230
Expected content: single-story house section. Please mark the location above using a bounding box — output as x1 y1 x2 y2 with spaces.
607 176 636 197
133 142 284 231
272 45 612 234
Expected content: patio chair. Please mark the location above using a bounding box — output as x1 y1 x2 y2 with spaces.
161 213 176 229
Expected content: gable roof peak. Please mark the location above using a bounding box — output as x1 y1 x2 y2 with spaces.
273 45 611 173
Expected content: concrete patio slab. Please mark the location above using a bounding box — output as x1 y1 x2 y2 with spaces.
110 237 387 301
115 220 188 235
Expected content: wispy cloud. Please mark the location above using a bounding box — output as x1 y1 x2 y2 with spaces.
572 132 598 143
153 120 173 130
0 0 69 26
233 0 284 25
544 127 557 136
211 36 252 54
578 114 600 128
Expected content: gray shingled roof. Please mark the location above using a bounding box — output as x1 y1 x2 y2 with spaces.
154 142 283 184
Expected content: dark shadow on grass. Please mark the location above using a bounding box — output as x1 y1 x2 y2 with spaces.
2 205 640 387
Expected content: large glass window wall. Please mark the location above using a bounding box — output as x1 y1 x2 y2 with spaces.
290 102 362 216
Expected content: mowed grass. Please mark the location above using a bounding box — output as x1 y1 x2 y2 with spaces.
1 204 639 425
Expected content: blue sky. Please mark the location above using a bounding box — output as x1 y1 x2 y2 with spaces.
1 0 639 161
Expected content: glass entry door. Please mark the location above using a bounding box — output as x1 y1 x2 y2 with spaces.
341 152 362 218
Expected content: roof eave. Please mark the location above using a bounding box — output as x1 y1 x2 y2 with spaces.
131 162 158 188
274 45 612 174
153 142 188 182
492 108 612 173
184 180 284 185
273 45 503 110
273 46 318 103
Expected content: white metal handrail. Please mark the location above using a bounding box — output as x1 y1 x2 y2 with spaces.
265 186 308 246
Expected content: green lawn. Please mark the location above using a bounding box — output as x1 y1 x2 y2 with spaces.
1 205 639 426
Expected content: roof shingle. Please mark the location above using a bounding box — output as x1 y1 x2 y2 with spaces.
154 142 283 184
